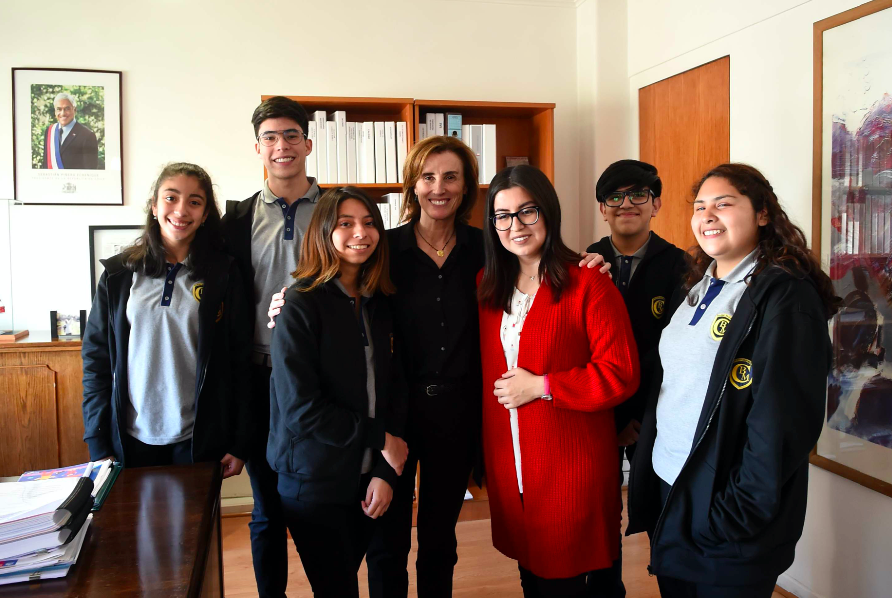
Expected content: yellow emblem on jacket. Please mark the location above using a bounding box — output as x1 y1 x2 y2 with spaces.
729 358 753 390
710 313 732 341
192 283 204 302
651 296 665 319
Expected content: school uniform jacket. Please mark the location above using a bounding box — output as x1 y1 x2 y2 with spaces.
267 279 408 504
626 266 832 585
221 192 263 335
585 233 688 435
478 265 640 579
81 252 253 465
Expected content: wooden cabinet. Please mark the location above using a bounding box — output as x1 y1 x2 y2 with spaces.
0 332 88 477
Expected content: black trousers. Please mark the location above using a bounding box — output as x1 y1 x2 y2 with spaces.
280 474 378 598
520 564 589 598
655 480 777 598
122 433 192 467
366 387 477 598
246 363 289 598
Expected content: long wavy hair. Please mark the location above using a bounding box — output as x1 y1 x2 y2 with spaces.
123 162 223 280
478 165 579 313
292 186 395 295
685 163 840 318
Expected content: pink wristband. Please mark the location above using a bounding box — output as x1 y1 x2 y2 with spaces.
543 374 550 396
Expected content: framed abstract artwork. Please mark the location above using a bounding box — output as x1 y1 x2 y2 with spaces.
812 0 892 497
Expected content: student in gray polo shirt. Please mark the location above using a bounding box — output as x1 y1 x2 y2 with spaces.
627 164 839 598
220 96 319 598
82 162 252 477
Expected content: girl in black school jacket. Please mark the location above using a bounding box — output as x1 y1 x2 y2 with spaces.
627 164 840 598
267 187 408 598
82 162 252 475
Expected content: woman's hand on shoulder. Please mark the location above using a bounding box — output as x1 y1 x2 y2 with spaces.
266 287 288 329
362 477 393 519
382 432 409 475
494 368 547 409
579 252 612 279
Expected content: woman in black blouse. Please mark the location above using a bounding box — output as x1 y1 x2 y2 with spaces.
269 136 606 598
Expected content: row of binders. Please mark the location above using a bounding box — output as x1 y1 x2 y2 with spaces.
307 111 409 185
419 113 497 186
377 193 404 230
0 461 120 584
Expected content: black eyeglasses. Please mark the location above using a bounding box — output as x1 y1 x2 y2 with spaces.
492 206 540 231
602 189 653 207
257 129 307 147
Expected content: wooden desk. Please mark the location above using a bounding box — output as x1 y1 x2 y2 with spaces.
0 463 224 597
0 332 88 477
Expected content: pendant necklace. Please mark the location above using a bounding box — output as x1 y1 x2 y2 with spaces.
416 226 455 257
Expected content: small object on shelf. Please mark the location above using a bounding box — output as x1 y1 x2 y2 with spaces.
0 330 29 342
506 156 530 167
50 310 86 340
447 113 462 138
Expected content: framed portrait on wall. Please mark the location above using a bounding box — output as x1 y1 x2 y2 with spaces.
812 0 892 498
89 225 143 297
12 68 123 205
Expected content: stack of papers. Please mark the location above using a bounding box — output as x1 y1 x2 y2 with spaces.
0 462 111 584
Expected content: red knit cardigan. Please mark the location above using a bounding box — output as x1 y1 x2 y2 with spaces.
478 265 639 579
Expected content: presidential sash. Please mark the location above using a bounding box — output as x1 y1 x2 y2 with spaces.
45 123 64 169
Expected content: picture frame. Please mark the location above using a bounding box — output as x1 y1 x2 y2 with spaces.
50 310 86 339
89 225 143 297
811 0 892 498
12 68 123 205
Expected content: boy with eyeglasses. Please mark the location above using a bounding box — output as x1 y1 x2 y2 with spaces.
585 159 687 598
221 96 319 598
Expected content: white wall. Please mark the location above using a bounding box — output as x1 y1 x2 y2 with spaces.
0 0 581 332
577 0 631 245
623 1 892 596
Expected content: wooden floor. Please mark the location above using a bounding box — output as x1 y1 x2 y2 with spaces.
221 492 785 597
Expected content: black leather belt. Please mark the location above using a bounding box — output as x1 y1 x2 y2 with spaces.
413 382 460 396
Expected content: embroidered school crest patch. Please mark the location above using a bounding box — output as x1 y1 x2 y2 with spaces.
710 313 732 341
651 296 665 319
729 358 753 390
192 283 204 302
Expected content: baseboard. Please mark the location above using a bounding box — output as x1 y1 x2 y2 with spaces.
776 573 824 598
221 496 253 516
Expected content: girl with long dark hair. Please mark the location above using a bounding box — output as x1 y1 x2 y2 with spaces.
267 187 408 598
82 162 251 474
627 163 839 598
478 164 639 597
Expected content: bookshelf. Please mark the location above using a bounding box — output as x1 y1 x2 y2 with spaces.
264 95 555 228
415 99 555 228
263 95 414 199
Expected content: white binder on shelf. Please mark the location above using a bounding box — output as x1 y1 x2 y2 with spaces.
326 120 339 184
306 121 317 178
346 122 357 184
396 122 408 184
313 111 328 184
374 122 386 184
332 111 348 183
361 122 375 184
482 124 497 185
385 122 398 184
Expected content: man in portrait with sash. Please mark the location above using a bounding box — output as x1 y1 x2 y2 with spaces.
39 92 99 170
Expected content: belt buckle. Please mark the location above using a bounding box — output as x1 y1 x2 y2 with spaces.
426 384 437 396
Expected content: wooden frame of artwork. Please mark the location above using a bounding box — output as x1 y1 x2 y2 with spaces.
810 0 892 499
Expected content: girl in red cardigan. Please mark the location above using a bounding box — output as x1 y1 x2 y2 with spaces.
477 165 640 597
